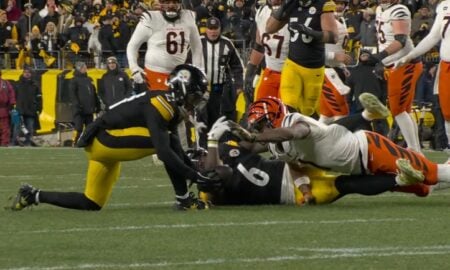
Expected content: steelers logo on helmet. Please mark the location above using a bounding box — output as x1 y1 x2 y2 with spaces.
247 97 287 131
160 0 182 21
168 64 208 110
299 0 313 8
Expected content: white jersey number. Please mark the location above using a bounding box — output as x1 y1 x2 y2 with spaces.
289 17 313 44
237 163 270 187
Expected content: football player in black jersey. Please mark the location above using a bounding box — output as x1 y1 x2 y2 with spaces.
266 0 339 115
9 65 218 211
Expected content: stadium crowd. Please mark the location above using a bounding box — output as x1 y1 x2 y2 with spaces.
0 0 447 150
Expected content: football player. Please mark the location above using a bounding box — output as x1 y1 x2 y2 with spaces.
126 0 204 91
265 0 338 115
244 0 289 102
318 0 353 124
373 0 423 153
228 96 450 196
9 65 216 211
394 0 450 158
195 117 424 206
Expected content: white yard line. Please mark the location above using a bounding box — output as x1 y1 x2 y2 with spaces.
2 218 416 235
2 245 450 270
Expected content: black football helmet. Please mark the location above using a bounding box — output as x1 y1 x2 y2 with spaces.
168 64 208 109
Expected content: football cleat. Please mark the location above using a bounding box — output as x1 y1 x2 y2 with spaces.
174 192 209 211
8 184 39 211
359 92 389 120
396 158 424 186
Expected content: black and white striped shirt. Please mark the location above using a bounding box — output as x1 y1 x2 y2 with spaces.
200 35 244 88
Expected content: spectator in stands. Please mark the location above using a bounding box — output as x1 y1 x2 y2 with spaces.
38 0 58 19
5 0 22 23
112 12 131 68
412 6 434 35
90 0 103 24
72 0 91 20
0 9 19 68
14 66 42 146
88 21 102 68
29 25 45 69
0 70 16 146
225 0 254 48
98 56 132 108
345 0 364 41
198 17 244 147
39 4 58 33
69 61 100 145
357 7 377 47
40 21 63 68
99 14 117 61
57 0 74 35
99 0 119 22
65 16 90 67
16 3 41 43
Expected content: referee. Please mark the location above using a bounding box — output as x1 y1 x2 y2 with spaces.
199 17 244 147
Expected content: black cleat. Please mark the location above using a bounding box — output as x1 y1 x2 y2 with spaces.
174 192 209 211
8 184 39 211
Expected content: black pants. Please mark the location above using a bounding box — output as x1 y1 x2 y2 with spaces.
73 113 94 143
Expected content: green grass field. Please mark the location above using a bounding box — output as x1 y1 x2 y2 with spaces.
1 148 450 270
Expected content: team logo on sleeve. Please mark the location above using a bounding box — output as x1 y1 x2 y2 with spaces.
229 149 240 157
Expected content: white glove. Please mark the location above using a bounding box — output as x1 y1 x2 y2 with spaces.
393 55 412 69
207 116 230 141
131 67 145 84
189 114 207 133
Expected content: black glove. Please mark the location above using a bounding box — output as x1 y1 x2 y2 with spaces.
373 62 386 81
291 23 323 41
195 170 224 192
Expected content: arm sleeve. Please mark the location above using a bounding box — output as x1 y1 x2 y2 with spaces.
126 14 153 71
189 21 205 72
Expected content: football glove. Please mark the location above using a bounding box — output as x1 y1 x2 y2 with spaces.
131 67 145 84
244 63 257 103
228 121 257 142
207 116 230 141
373 63 386 81
195 170 224 192
189 114 207 133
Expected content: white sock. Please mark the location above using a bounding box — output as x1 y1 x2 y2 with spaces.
395 112 421 153
445 120 450 147
437 164 450 182
362 110 371 121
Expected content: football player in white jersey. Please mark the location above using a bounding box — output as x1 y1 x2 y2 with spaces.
244 0 290 102
394 0 450 157
227 96 450 196
374 0 423 153
126 0 205 91
318 0 353 124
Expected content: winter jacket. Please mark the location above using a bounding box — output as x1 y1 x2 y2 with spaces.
69 70 100 115
15 75 42 117
0 79 16 118
98 68 132 108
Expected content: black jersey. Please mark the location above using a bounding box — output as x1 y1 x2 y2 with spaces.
215 139 286 205
287 0 336 68
94 91 198 180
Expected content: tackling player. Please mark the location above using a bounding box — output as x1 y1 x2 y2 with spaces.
265 0 338 115
9 65 216 212
394 0 450 159
244 0 289 102
126 0 205 91
228 96 450 194
373 0 423 153
194 117 424 205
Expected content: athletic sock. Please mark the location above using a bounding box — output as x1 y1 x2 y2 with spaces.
395 112 421 153
39 191 101 210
